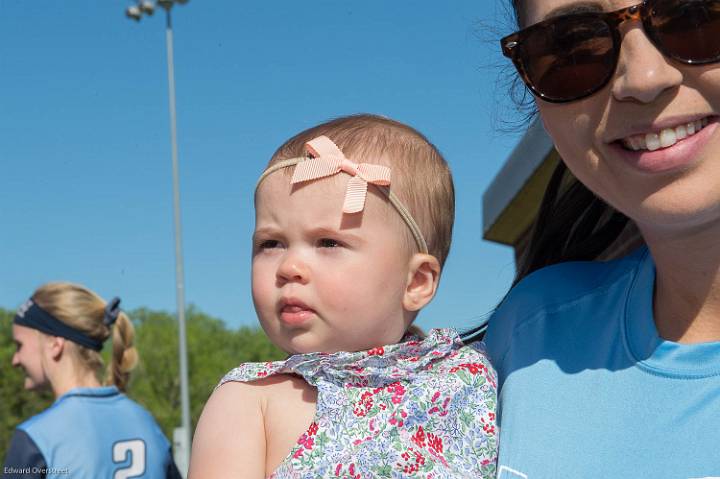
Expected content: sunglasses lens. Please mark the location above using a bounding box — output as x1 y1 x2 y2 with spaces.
516 16 616 102
648 0 720 63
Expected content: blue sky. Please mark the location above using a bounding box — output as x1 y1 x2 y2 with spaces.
1 1 524 333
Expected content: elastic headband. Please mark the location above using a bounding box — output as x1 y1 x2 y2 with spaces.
13 297 123 351
256 136 429 254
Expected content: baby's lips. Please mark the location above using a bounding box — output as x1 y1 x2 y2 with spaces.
278 296 314 313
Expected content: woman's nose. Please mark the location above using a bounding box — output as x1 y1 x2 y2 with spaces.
276 251 310 284
611 26 683 104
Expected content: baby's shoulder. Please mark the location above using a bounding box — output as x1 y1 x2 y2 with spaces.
219 372 317 472
217 368 316 410
253 372 317 401
259 373 318 429
191 374 274 477
216 370 312 405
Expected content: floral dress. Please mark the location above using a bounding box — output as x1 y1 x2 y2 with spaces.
219 328 497 478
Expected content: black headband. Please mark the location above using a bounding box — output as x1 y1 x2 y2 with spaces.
13 297 122 352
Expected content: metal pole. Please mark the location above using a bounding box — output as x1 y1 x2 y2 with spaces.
165 6 192 473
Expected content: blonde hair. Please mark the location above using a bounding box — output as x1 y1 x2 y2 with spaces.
31 282 138 392
265 114 455 267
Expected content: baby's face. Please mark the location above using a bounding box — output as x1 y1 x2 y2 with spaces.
252 172 413 354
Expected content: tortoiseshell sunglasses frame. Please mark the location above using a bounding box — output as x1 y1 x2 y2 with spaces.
501 0 720 103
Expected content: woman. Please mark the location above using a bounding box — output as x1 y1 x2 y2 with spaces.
478 0 720 477
3 282 181 479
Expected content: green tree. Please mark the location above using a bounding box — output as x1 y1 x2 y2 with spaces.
129 306 285 438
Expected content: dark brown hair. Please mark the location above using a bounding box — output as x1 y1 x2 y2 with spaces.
513 162 630 285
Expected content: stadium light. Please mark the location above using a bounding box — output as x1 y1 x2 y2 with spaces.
125 5 142 21
125 1 192 476
139 0 155 15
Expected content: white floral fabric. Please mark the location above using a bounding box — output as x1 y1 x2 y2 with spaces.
220 328 497 478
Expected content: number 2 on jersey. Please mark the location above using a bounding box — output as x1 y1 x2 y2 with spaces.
113 439 147 479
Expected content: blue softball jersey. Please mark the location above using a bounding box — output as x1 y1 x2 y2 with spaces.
2 386 180 479
484 247 720 478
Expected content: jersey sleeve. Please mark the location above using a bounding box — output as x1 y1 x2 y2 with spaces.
2 429 47 478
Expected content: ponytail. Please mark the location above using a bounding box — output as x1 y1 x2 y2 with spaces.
106 311 138 392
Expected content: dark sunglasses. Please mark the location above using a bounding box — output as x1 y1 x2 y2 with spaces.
501 0 720 103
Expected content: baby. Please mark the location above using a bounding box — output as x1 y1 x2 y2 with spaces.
190 114 497 478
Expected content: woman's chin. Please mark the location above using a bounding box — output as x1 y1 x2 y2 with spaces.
24 378 40 390
634 196 720 238
603 152 720 237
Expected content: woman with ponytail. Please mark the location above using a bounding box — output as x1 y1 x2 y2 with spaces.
476 0 720 476
3 282 181 479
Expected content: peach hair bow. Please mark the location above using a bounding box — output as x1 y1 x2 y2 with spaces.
291 136 391 214
255 135 429 254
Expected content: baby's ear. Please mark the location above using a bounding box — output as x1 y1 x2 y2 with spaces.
403 253 441 312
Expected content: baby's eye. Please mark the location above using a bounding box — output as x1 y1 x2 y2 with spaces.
317 238 341 248
257 239 281 250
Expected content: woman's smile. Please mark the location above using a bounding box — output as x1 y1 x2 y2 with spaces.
609 116 719 173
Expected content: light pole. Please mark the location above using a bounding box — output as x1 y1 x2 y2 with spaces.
125 1 191 476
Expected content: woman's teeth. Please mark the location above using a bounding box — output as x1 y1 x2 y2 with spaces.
622 117 709 151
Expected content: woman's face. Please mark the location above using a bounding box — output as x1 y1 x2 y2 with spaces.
11 324 49 390
527 0 720 237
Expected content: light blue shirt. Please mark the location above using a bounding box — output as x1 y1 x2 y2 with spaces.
5 386 179 479
484 247 720 478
